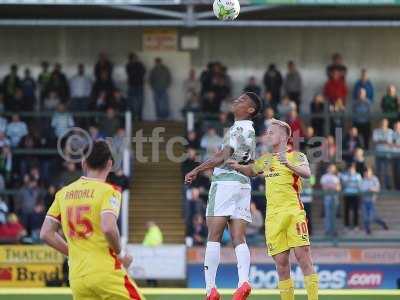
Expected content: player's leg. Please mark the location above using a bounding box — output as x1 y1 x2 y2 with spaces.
273 251 294 300
230 184 252 290
205 216 229 296
294 246 318 300
287 210 318 300
91 270 145 300
229 219 251 294
69 276 98 300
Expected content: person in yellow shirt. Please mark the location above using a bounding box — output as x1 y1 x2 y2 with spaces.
228 119 319 300
142 221 163 247
40 140 144 300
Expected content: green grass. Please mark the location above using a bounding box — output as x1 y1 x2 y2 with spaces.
1 288 400 300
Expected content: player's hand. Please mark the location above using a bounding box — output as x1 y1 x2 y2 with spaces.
119 253 133 269
226 159 240 170
278 151 289 166
185 170 198 184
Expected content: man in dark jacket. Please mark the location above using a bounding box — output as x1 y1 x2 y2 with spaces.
149 58 172 120
126 53 146 121
263 64 283 102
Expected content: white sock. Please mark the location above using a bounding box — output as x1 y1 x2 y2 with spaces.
204 241 221 295
235 243 251 287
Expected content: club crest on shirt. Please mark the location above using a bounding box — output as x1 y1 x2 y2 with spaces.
109 196 118 209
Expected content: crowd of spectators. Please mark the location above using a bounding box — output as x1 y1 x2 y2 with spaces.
181 53 400 245
0 53 143 244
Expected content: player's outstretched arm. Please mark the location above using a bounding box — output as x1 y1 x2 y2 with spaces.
184 147 233 184
101 212 132 269
226 159 257 177
278 152 311 178
40 217 68 256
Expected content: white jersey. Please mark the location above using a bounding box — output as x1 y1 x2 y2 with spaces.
212 120 256 184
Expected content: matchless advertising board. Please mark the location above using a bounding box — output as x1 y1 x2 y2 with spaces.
187 247 400 289
0 245 64 287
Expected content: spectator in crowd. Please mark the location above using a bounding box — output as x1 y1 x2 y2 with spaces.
2 64 21 104
324 69 348 105
353 148 367 176
300 175 315 235
0 130 11 148
48 63 69 101
51 103 74 138
277 95 296 120
200 62 214 95
43 185 56 210
381 84 399 126
302 126 317 154
353 69 374 102
330 98 346 135
18 132 41 177
0 146 12 184
108 169 129 191
181 148 200 180
321 164 341 236
361 167 388 235
200 127 223 159
0 196 8 225
186 131 201 149
310 94 326 136
182 91 201 116
109 89 127 112
149 57 172 120
287 109 304 138
201 90 220 113
392 121 400 190
187 213 207 246
210 75 230 105
0 94 4 112
21 68 36 111
126 53 146 121
343 127 364 163
340 163 363 230
261 90 276 111
16 174 43 233
0 114 7 133
243 76 261 97
91 70 115 104
57 162 81 187
258 107 275 136
6 114 28 147
38 61 51 103
69 64 92 111
246 202 263 245
263 64 283 102
326 52 347 80
0 213 26 243
185 187 205 224
100 107 120 137
373 118 393 189
143 221 163 247
8 88 27 112
94 52 113 81
352 88 371 149
27 201 46 243
184 68 200 100
283 60 302 109
43 90 61 111
88 125 103 141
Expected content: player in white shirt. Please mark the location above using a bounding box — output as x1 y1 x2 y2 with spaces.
185 92 262 300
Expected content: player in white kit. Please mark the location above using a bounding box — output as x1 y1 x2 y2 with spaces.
185 92 262 300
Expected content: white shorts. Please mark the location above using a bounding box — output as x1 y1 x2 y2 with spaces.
206 181 252 223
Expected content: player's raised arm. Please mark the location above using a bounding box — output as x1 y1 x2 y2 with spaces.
40 217 68 256
226 159 257 177
278 150 311 179
184 146 233 184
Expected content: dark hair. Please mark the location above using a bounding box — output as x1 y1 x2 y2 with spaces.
85 140 113 170
245 92 263 118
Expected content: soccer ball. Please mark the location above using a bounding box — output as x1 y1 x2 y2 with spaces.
213 0 240 21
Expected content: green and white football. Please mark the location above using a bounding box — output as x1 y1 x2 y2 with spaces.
213 0 240 21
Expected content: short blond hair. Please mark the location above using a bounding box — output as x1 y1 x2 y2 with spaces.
270 118 292 137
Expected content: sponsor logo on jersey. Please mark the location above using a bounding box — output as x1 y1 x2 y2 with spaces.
109 196 119 209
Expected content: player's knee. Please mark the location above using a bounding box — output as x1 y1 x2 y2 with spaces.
231 234 246 248
207 230 223 242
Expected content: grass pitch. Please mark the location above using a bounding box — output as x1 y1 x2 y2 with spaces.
1 288 399 300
